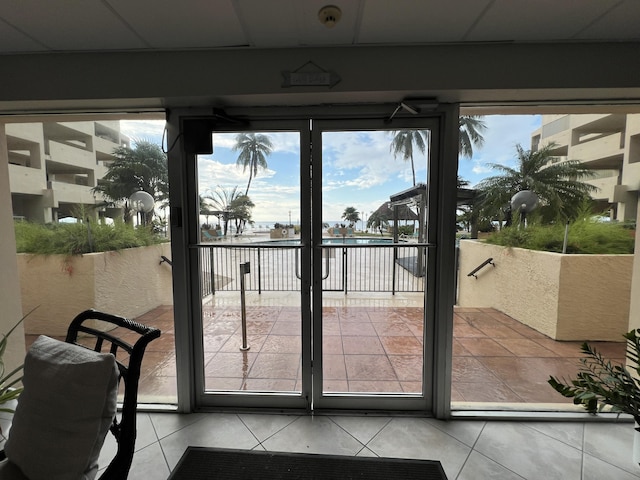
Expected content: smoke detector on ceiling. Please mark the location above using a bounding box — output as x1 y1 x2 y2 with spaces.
318 5 342 28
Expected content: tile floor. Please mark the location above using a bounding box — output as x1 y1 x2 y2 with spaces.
98 411 639 479
18 296 637 479
116 299 624 406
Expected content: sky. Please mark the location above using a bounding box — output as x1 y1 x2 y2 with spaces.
121 115 541 226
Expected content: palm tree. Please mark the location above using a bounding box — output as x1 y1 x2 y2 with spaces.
199 195 215 228
205 186 238 236
367 210 389 236
92 140 168 225
459 115 487 158
232 133 274 196
341 206 360 227
389 116 487 187
229 194 255 234
476 142 597 224
389 130 428 186
205 186 255 236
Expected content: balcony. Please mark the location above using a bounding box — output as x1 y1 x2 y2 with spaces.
48 181 97 205
47 141 95 168
570 132 624 165
93 135 121 156
8 164 46 195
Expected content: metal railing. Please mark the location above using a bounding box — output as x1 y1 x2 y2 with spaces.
467 257 495 278
198 243 427 297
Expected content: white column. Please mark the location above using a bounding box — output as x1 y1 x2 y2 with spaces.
0 124 27 371
628 191 640 333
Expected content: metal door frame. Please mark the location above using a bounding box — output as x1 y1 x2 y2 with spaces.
166 105 459 417
311 116 443 412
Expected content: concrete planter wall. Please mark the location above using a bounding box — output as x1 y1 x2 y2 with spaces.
17 243 173 336
457 240 633 341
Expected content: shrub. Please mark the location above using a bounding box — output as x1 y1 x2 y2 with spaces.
484 220 634 254
14 220 166 255
398 225 414 236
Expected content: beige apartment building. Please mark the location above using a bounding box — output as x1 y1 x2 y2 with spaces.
7 120 127 223
531 114 640 222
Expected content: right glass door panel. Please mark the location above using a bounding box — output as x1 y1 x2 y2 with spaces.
313 121 436 410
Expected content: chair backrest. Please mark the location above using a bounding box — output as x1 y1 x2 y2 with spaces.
65 309 161 480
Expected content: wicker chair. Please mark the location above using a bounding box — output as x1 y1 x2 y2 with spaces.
0 309 161 480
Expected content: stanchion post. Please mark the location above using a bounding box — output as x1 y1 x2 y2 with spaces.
239 262 251 351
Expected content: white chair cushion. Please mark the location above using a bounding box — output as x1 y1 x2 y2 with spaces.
4 336 119 480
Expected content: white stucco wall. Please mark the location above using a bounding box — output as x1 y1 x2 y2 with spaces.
629 203 640 333
0 125 26 372
457 240 633 341
18 243 173 336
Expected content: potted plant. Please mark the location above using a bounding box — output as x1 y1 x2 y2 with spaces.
548 328 640 464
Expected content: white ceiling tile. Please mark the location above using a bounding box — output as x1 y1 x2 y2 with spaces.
467 0 622 42
234 0 359 47
573 0 640 40
0 0 147 51
106 0 248 49
358 0 494 44
0 0 637 55
0 18 48 53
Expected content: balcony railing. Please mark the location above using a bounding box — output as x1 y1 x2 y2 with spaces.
198 243 427 298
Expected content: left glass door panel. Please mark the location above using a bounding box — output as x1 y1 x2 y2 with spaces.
194 126 309 408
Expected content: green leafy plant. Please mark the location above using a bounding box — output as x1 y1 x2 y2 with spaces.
14 220 165 256
548 329 640 426
0 307 38 413
485 220 634 254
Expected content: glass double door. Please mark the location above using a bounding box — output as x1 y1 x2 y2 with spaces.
180 110 450 412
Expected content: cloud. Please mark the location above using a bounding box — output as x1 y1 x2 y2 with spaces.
459 115 541 186
198 156 276 194
120 119 166 142
212 131 300 155
322 130 428 189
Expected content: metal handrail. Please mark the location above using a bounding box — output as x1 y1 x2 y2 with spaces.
467 257 494 278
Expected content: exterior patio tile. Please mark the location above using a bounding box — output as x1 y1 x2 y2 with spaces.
340 322 377 336
348 380 402 392
270 321 301 335
342 335 385 354
457 338 514 357
204 351 258 378
452 357 501 384
380 336 423 355
248 353 300 379
344 354 397 381
453 322 487 338
260 335 301 353
242 378 297 391
454 381 524 403
473 324 526 339
323 335 344 354
372 322 415 336
126 304 629 408
388 354 423 381
497 338 560 357
323 354 347 380
453 339 473 356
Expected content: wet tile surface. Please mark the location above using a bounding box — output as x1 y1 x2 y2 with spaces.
27 302 626 406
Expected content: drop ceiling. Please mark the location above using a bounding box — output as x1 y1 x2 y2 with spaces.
1 0 638 55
